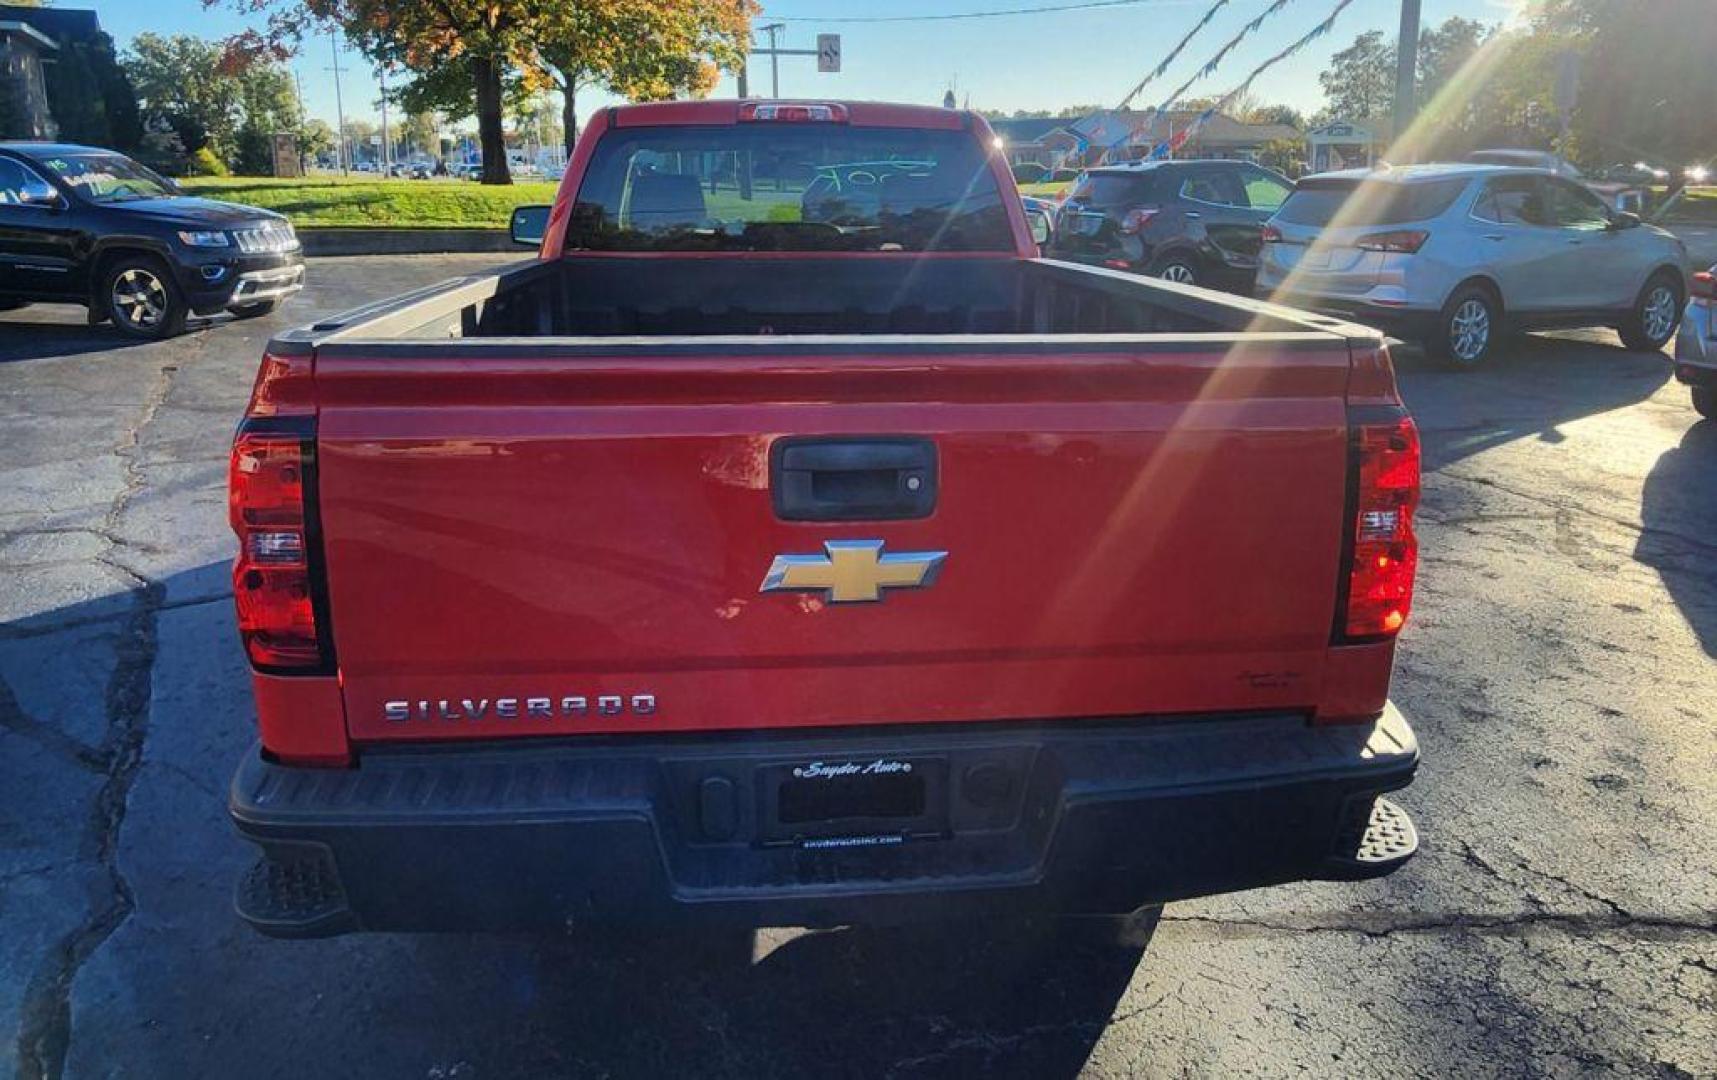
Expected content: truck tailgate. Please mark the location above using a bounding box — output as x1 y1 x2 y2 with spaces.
311 338 1352 742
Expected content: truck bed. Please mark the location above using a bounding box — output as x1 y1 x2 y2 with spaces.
287 255 1358 344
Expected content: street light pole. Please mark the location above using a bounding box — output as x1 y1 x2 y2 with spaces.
1392 0 1422 156
328 30 349 176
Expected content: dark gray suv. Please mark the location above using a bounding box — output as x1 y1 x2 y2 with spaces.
1046 159 1293 292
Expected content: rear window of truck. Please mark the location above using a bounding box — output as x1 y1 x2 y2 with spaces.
565 125 1014 253
1275 177 1470 227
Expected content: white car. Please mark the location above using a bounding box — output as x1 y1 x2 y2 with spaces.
1672 266 1716 419
1259 164 1690 368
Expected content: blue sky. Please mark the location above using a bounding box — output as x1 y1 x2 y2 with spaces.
90 0 1525 132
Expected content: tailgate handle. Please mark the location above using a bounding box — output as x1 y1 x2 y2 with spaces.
771 437 937 521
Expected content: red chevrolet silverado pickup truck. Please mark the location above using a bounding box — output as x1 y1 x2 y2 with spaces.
227 100 1422 938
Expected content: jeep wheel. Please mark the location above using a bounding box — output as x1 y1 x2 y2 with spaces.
103 256 187 340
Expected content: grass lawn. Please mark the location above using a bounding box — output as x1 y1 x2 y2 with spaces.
179 175 562 228
1018 180 1073 200
1660 186 1717 224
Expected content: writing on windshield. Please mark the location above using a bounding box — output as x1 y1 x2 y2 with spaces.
42 155 175 202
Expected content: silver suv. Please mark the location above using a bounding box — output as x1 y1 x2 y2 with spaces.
1257 164 1689 367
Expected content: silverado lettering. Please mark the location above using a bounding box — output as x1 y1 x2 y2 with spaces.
383 695 658 722
225 99 1423 940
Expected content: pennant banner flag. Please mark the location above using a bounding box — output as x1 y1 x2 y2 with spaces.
1098 0 1297 164
1115 0 1232 111
1138 0 1355 160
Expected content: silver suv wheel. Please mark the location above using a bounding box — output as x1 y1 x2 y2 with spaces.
1450 297 1491 363
1642 283 1677 343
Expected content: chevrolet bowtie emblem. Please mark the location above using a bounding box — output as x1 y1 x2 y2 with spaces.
760 540 947 603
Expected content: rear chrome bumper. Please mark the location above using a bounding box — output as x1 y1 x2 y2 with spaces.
230 706 1420 938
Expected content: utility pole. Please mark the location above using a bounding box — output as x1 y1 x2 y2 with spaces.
327 30 349 176
378 65 391 174
293 69 308 172
763 22 783 98
1392 0 1421 155
744 25 822 99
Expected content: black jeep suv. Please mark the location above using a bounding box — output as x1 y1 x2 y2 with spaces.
1046 159 1293 293
0 143 304 339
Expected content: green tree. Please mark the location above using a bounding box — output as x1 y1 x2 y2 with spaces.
212 0 574 184
299 117 336 163
123 34 241 158
1256 137 1303 175
399 110 438 157
234 63 301 173
1417 16 1491 104
1248 104 1305 131
125 34 305 173
1318 30 1395 120
1534 0 1717 166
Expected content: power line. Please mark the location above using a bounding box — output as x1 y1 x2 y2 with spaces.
761 0 1201 24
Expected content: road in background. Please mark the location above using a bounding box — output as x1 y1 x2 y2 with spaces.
2 257 1712 1079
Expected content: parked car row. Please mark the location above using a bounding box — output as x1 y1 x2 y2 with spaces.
1037 158 1691 370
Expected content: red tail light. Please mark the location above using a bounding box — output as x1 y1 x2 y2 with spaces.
1691 270 1715 302
1120 207 1159 235
1342 411 1421 639
230 420 329 671
1260 224 1283 243
1355 229 1429 254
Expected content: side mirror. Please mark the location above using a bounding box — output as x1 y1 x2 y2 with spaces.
1025 207 1053 246
1609 210 1641 231
18 178 60 208
510 204 552 246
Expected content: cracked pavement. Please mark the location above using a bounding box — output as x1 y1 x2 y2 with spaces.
2 257 1713 1079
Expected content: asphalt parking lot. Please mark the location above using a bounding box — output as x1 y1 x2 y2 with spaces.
2 254 1713 1079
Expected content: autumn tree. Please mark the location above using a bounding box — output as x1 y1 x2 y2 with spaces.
212 0 547 183
214 0 753 184
532 0 753 156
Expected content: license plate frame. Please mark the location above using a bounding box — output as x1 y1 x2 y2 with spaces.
759 756 950 846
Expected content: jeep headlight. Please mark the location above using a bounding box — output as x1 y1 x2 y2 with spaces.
178 230 230 248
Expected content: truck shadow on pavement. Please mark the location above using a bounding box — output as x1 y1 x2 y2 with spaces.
3 562 1142 1080
398 921 1146 1077
1637 418 1717 657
